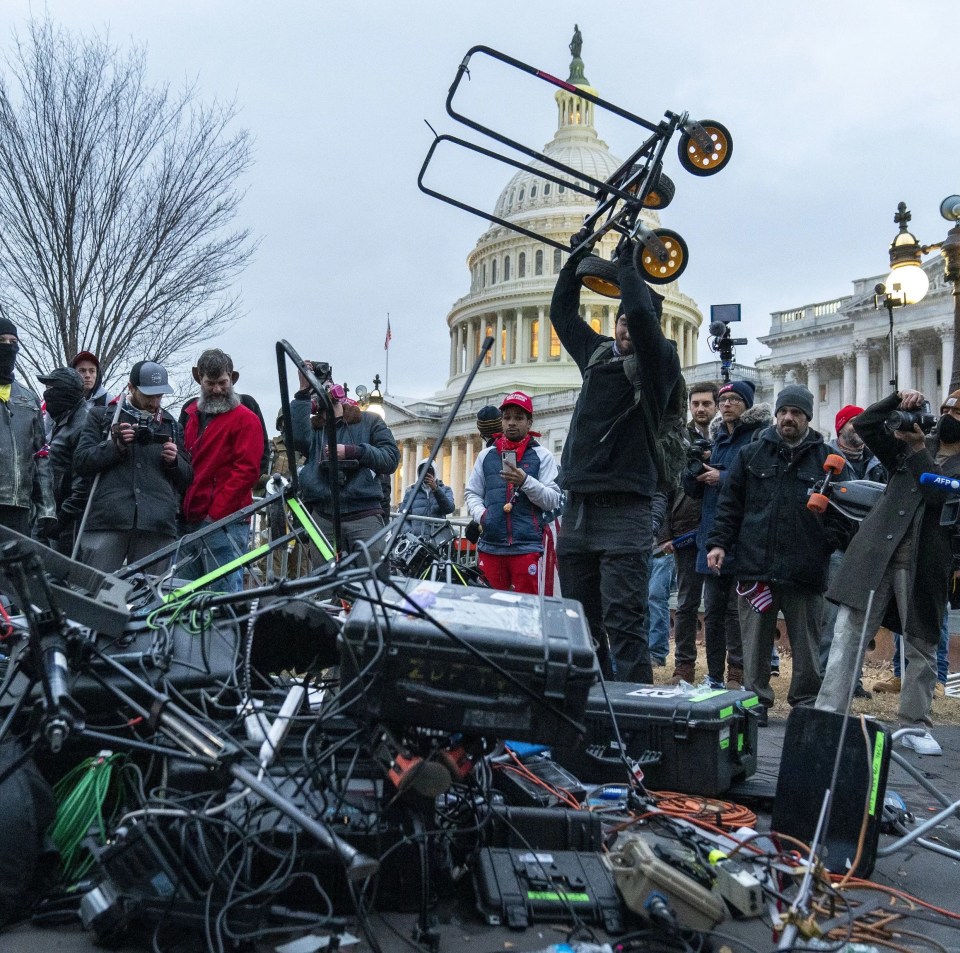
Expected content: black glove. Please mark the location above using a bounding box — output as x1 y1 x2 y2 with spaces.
37 516 60 539
464 520 482 544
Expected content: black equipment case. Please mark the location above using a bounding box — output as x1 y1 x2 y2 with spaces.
552 682 760 795
341 579 599 745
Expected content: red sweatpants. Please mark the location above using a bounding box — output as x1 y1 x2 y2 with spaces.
477 551 540 594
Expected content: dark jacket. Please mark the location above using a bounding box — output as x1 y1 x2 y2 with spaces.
827 392 960 644
291 399 399 515
48 400 91 524
683 403 772 574
549 249 680 496
0 381 55 519
74 402 193 536
399 480 455 537
707 425 852 592
659 420 709 544
824 439 887 483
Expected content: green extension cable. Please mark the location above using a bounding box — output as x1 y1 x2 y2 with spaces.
50 752 126 882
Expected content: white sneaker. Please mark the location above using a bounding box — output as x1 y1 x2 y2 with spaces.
900 731 943 756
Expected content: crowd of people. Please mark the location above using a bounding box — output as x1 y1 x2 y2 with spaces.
2 235 956 755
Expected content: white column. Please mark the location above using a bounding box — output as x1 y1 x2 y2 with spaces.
464 436 476 493
896 331 913 390
880 353 891 392
402 440 413 488
771 367 786 406
538 305 549 362
456 324 464 376
854 342 871 408
804 360 821 431
450 436 462 515
495 310 504 366
514 309 523 365
415 438 425 470
841 355 855 406
922 349 938 405
941 326 955 404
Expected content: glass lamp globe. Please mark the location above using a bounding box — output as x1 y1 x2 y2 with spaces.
885 262 929 305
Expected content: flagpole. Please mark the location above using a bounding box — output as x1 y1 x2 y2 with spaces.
385 312 390 394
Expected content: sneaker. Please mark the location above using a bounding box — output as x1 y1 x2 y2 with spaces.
754 705 769 728
934 682 946 698
669 663 696 685
770 666 780 678
707 676 724 690
651 656 668 668
900 730 943 756
853 683 873 700
873 675 901 694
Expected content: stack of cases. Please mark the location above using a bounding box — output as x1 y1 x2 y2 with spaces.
553 683 760 796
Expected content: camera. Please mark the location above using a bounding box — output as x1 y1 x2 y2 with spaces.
134 425 170 444
884 400 937 435
309 361 333 385
685 438 712 477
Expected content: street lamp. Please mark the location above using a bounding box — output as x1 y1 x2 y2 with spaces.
876 198 960 392
355 374 385 419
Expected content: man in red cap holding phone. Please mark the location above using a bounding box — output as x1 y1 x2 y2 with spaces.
464 391 560 593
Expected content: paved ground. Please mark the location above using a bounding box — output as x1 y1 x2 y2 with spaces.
1 718 959 953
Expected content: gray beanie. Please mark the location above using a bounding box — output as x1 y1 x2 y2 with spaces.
775 384 814 420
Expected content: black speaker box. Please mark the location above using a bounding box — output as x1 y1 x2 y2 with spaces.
772 707 891 876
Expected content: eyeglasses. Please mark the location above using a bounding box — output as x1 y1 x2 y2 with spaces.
718 395 745 405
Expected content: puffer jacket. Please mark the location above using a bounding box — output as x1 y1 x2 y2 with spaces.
464 441 561 555
682 403 772 574
0 381 55 518
291 399 399 515
399 481 455 536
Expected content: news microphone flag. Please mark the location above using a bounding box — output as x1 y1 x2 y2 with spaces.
919 473 960 492
384 316 392 351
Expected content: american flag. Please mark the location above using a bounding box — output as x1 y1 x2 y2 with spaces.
384 316 392 351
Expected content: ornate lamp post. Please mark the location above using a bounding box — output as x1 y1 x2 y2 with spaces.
876 198 960 393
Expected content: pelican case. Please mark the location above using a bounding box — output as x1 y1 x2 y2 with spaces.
552 683 760 795
341 578 599 745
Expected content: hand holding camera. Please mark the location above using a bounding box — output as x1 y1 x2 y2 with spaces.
887 389 934 448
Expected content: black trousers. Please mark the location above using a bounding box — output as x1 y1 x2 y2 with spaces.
673 544 702 667
557 493 653 684
701 573 743 683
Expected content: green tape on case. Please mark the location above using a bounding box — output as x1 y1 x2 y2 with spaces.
527 891 590 902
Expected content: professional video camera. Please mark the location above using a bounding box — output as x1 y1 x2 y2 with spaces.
707 304 747 382
885 400 937 434
308 361 334 386
684 438 712 478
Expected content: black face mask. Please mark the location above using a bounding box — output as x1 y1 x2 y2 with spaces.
0 342 17 384
939 414 960 444
44 386 82 420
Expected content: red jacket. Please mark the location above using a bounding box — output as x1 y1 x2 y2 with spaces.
182 402 263 523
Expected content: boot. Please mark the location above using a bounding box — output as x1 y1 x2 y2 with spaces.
873 675 901 694
725 666 744 690
669 662 696 685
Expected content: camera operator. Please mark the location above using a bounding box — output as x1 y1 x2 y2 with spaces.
816 388 960 756
682 380 771 689
74 361 192 572
400 460 455 537
657 383 718 683
291 365 399 562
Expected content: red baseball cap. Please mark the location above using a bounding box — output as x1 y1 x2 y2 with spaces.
835 404 863 435
500 391 533 414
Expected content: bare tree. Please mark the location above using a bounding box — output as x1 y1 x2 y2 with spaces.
0 19 255 384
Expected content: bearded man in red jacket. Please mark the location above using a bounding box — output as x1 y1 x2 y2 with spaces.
180 349 264 591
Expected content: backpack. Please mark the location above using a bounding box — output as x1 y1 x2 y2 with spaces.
587 341 689 491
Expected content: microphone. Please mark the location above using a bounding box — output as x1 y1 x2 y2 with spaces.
919 473 960 492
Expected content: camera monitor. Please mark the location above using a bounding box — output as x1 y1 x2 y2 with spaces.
710 303 741 324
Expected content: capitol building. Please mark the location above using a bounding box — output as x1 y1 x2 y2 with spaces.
383 35 958 513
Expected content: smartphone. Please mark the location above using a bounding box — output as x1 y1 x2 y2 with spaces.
501 450 517 469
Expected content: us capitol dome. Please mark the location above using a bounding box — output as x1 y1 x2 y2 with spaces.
386 29 704 511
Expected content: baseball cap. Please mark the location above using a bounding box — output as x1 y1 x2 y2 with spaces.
500 391 533 415
71 350 100 368
129 360 173 395
37 367 84 392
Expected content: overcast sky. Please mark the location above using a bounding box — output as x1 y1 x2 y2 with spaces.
6 0 960 418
